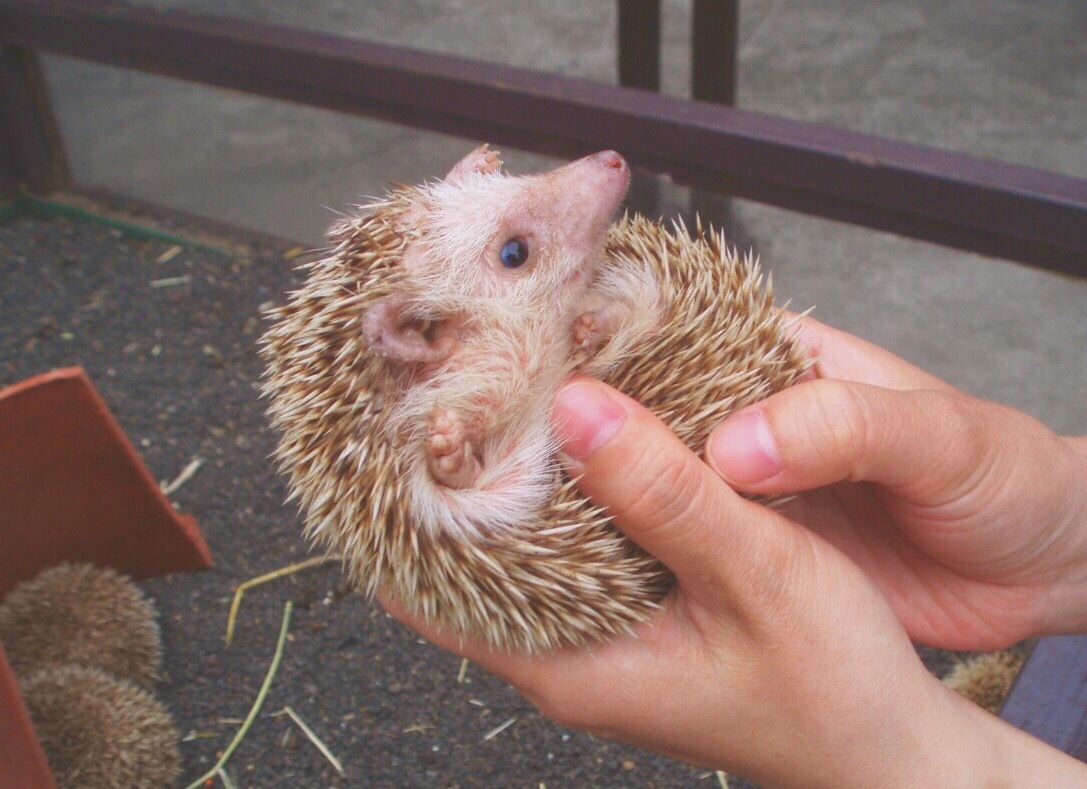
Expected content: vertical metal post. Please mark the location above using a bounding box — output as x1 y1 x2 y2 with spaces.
690 0 739 237
0 47 69 200
0 50 21 203
0 129 17 203
692 0 738 105
618 0 661 91
617 0 662 216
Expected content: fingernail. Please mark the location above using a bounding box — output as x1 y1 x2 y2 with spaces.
552 382 627 461
708 409 782 484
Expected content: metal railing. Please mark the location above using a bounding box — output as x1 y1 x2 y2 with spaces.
2 0 1086 275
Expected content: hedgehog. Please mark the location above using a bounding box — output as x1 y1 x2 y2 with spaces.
261 146 810 652
943 648 1027 715
0 563 162 688
20 665 180 789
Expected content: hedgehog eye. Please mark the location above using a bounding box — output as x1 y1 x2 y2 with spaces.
499 238 529 269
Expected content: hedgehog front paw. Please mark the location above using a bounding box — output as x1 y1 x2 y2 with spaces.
476 145 502 175
427 408 482 489
572 311 607 356
445 144 502 184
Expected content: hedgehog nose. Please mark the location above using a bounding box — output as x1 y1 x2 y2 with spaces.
590 150 628 172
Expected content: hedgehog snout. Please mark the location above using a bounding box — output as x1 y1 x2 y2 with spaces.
587 150 628 173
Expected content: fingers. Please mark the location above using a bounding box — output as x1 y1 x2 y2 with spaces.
379 589 662 729
705 379 994 497
376 592 547 690
1066 435 1087 459
785 313 956 393
552 377 790 594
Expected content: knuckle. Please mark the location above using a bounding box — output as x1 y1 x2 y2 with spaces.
613 438 706 538
917 389 1003 498
802 380 872 478
926 388 972 433
921 389 984 459
728 523 812 631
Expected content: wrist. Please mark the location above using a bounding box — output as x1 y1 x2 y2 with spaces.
1017 441 1087 639
891 677 1087 788
945 686 1087 787
841 673 1084 788
887 676 1008 788
1037 445 1087 635
772 669 1000 788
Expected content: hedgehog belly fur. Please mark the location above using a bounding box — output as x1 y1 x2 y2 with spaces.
261 203 810 652
389 313 573 541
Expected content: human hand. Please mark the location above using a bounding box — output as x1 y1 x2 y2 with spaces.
706 316 1087 651
382 376 1085 786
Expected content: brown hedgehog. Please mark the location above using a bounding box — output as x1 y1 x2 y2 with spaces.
261 146 810 652
943 648 1027 715
20 665 180 789
0 563 161 688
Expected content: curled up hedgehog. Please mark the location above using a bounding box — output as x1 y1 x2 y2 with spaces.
261 146 810 652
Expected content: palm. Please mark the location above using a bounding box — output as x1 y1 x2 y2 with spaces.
781 484 1046 650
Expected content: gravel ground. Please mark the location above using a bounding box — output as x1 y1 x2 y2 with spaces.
0 206 974 788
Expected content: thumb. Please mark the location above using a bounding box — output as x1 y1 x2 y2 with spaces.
552 377 789 592
704 379 987 498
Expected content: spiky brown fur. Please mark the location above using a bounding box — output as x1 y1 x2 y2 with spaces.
0 563 161 688
20 665 180 789
943 648 1026 714
261 193 809 652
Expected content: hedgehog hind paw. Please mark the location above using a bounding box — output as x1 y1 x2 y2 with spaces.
427 408 483 488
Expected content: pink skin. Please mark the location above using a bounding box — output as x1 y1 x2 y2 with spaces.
426 407 482 489
366 147 631 489
547 152 631 359
572 304 628 357
445 142 502 181
534 150 630 286
363 293 457 364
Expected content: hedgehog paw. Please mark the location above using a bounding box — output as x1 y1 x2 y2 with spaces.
477 145 502 175
446 144 502 183
427 409 482 489
572 311 606 355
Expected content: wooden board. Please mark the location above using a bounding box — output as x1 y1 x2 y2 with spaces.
0 642 56 789
0 367 212 595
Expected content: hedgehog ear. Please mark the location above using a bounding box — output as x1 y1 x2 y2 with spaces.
445 144 502 185
363 293 456 365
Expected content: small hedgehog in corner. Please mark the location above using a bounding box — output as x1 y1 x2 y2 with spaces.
261 146 810 652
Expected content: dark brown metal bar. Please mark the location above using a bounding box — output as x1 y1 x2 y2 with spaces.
0 47 69 196
1000 636 1087 760
0 121 16 203
692 0 738 106
1 0 1085 275
617 0 662 219
690 0 740 243
618 0 660 91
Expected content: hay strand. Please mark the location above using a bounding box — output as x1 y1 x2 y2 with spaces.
283 705 345 776
482 715 518 742
225 557 337 646
184 601 293 789
161 456 203 496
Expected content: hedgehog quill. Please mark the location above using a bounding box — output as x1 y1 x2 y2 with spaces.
261 146 810 652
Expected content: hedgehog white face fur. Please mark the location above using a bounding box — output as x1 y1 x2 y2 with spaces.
392 146 630 312
262 146 810 651
357 146 657 542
